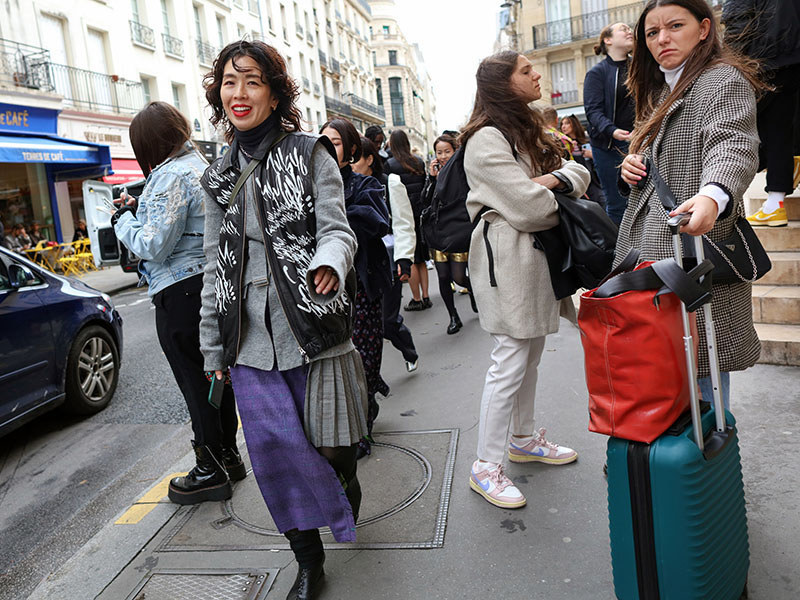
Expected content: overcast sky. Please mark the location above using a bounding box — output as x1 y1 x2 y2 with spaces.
393 0 500 132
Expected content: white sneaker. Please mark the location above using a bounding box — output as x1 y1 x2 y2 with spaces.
405 359 418 372
469 460 526 509
508 428 578 465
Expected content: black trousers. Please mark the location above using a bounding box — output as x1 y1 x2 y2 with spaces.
382 274 418 363
153 274 238 449
757 64 800 193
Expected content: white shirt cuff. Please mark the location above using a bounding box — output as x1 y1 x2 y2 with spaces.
699 184 730 217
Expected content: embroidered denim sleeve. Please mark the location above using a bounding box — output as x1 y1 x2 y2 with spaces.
114 172 191 263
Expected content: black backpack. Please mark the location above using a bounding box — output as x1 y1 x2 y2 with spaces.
420 147 474 253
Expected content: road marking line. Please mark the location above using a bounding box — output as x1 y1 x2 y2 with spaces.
114 472 185 525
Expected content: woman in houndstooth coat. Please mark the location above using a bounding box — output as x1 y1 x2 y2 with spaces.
619 0 766 406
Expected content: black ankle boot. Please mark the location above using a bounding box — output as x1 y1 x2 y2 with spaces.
168 442 232 505
286 560 325 600
447 314 463 335
468 289 478 313
221 445 247 482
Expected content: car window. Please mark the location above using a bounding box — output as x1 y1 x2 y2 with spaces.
0 252 43 290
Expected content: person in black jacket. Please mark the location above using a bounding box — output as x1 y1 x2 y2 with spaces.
421 134 478 335
321 119 392 457
724 0 800 227
583 22 635 225
385 129 430 311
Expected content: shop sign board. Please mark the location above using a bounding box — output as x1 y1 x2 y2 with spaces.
0 102 58 135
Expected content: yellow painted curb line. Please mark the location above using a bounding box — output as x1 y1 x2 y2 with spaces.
114 472 184 525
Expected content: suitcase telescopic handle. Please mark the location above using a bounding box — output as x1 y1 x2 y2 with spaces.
668 215 727 451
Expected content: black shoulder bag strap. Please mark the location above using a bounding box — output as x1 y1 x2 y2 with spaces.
226 132 289 208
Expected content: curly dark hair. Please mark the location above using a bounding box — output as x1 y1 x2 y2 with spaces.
203 40 303 143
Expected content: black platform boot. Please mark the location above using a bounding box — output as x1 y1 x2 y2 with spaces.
285 529 325 600
168 442 232 505
221 445 247 482
447 313 463 335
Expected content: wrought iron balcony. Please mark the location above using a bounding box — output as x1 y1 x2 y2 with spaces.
0 38 53 91
372 32 399 40
49 63 145 113
129 20 155 49
162 33 184 58
348 93 385 120
325 95 352 117
531 1 643 49
196 40 216 66
330 58 340 73
551 89 580 105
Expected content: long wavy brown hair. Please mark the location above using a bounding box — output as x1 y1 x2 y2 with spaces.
460 51 562 174
627 0 764 154
203 40 303 143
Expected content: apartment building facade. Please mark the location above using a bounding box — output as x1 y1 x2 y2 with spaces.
316 0 385 132
368 0 437 157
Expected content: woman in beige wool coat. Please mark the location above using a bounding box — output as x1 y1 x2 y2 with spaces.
461 50 590 509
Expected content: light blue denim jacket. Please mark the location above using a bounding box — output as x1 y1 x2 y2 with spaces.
114 143 208 297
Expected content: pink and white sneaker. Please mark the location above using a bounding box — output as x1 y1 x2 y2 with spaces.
508 428 578 465
469 460 526 509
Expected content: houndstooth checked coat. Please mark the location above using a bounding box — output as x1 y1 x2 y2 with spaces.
615 63 760 377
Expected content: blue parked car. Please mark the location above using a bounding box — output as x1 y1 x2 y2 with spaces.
0 245 123 437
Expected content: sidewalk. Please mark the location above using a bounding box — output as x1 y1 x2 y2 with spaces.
27 288 800 600
75 266 142 295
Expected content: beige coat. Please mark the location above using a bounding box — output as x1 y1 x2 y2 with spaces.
465 126 590 338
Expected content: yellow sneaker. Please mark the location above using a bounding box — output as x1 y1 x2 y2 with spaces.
746 206 788 227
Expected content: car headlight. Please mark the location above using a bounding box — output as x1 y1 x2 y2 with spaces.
101 292 115 309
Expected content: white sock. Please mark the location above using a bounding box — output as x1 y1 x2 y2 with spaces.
511 435 535 445
474 459 497 471
762 191 785 214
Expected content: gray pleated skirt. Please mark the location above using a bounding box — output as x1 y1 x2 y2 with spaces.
305 347 369 447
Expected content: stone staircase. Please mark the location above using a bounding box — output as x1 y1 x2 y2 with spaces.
744 172 800 366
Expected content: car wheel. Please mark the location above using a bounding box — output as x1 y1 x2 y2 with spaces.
64 325 120 415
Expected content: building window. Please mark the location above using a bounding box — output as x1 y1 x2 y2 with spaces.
388 77 404 125
388 50 398 66
549 59 578 105
131 0 141 23
161 0 170 33
193 5 203 41
141 77 152 103
372 51 376 66
584 54 603 73
171 83 183 112
545 0 572 45
375 78 383 106
382 25 390 36
217 16 225 48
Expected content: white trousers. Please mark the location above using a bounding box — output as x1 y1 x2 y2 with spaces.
476 333 546 464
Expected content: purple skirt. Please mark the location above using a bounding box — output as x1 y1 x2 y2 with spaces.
230 364 356 542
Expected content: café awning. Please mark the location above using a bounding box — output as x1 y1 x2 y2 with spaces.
103 158 144 185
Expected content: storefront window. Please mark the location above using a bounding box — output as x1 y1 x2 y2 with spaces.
0 163 54 241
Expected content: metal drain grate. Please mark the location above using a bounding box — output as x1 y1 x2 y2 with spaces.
126 569 275 600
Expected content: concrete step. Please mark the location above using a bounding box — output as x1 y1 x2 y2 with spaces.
756 322 800 366
758 251 800 286
752 285 800 324
754 222 800 252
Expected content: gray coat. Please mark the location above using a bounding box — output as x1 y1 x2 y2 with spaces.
465 126 590 339
616 63 760 376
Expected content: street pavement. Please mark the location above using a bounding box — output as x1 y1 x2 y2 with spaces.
22 268 800 600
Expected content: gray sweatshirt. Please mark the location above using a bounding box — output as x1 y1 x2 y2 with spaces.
199 145 357 372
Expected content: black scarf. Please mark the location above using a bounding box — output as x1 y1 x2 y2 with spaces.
233 112 278 157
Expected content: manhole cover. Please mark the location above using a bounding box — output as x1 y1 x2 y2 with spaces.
125 569 276 600
159 429 458 550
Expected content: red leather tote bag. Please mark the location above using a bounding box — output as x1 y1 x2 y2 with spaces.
578 257 708 443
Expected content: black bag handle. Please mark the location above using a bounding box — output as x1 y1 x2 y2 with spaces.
226 132 289 208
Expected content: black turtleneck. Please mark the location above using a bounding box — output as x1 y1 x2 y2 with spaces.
233 112 278 157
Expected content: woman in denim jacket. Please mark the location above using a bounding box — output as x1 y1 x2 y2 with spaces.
112 101 242 505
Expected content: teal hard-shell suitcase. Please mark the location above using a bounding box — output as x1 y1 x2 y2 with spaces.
606 220 748 599
607 407 749 599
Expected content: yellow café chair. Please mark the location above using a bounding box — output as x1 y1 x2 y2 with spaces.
75 238 98 272
56 242 83 276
